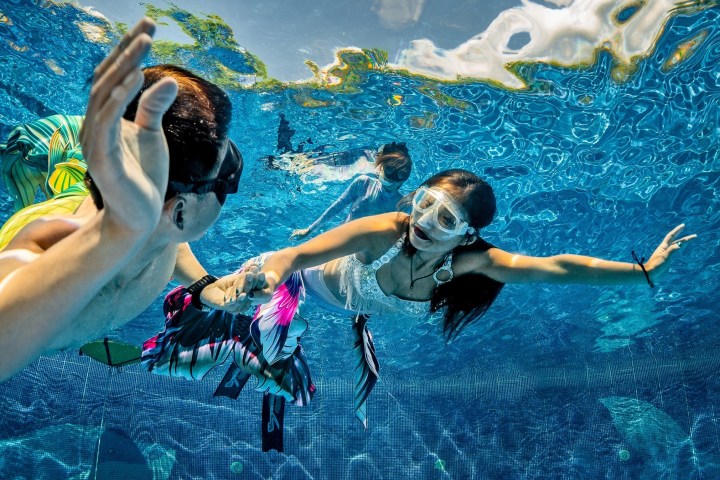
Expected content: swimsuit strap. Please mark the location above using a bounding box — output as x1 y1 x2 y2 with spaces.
433 252 454 286
370 233 406 271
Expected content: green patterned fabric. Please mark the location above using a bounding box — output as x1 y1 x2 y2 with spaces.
0 114 86 212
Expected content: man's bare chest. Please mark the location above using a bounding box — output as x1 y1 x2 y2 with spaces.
49 246 176 350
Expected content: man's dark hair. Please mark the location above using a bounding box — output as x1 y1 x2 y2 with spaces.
86 65 233 209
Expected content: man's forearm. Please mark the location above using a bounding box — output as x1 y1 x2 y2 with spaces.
0 212 149 380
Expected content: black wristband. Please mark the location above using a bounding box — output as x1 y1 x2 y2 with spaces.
631 251 654 289
187 274 218 309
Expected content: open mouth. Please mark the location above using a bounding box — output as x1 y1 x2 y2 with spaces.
413 226 430 241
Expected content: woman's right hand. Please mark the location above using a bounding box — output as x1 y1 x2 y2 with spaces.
289 228 311 240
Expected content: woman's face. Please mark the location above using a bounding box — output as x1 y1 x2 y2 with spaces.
408 185 472 253
378 168 404 191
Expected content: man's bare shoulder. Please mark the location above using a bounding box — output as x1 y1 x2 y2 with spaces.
3 215 83 255
0 215 85 282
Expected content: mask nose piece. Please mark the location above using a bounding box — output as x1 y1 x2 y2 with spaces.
416 210 434 229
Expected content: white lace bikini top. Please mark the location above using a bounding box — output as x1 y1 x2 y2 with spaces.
338 233 453 317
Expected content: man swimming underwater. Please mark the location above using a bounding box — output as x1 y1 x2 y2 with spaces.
0 18 243 381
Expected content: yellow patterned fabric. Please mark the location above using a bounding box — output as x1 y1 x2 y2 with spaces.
0 114 89 250
0 185 88 251
0 114 85 211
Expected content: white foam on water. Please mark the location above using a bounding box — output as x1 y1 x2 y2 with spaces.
75 21 111 43
312 0 699 89
391 0 690 88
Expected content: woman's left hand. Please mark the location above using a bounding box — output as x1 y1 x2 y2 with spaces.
646 224 697 282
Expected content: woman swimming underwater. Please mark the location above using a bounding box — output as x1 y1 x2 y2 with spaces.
289 142 413 240
142 169 696 426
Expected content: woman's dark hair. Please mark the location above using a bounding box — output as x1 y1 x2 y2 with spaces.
85 64 232 209
376 142 412 182
401 168 504 340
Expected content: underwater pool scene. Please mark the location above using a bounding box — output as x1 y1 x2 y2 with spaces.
0 0 719 478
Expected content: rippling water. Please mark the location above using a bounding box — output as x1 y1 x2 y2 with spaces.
0 1 719 478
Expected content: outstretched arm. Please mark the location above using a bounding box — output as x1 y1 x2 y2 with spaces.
224 212 403 308
0 18 176 381
474 224 696 286
290 176 365 240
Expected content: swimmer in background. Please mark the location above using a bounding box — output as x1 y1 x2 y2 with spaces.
289 142 412 240
276 113 297 154
266 113 380 184
264 113 315 170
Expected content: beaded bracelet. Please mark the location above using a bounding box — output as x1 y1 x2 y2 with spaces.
187 274 218 309
631 251 654 289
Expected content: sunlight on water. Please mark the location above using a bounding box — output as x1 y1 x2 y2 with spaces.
396 0 713 88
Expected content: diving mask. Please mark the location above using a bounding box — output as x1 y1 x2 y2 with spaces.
411 186 475 239
166 139 243 205
378 173 400 188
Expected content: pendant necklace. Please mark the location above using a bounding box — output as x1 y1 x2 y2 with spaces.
409 251 443 291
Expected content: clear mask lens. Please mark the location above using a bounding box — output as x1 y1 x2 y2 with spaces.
412 187 470 238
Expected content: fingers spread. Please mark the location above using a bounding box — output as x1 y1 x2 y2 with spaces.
94 18 156 80
134 77 178 131
664 224 686 243
94 69 144 143
82 18 156 173
667 232 697 251
671 234 697 250
87 33 152 125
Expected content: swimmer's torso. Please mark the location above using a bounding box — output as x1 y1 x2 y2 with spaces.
52 241 176 350
344 175 403 223
319 232 438 316
322 253 430 303
4 212 176 351
314 213 492 316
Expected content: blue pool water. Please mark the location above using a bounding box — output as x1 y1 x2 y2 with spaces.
0 1 719 478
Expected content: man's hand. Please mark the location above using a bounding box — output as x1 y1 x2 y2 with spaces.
80 18 178 234
200 268 271 314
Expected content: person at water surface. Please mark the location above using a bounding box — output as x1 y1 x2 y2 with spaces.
290 141 413 240
0 18 242 381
